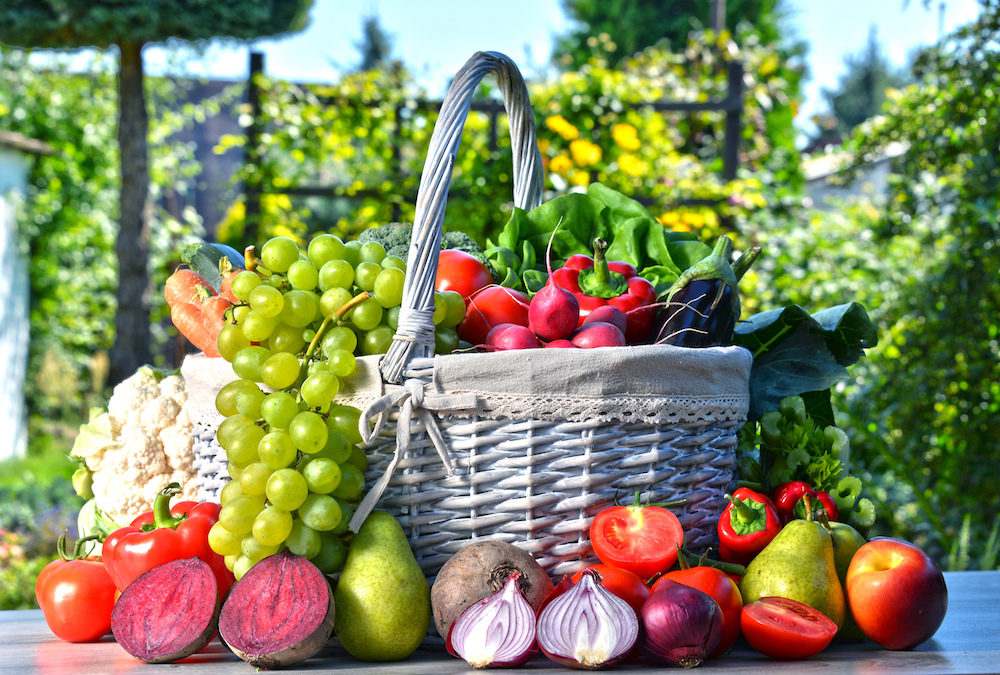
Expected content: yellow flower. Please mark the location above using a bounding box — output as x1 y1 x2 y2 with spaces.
682 212 706 228
570 169 590 187
549 154 573 175
658 212 681 226
569 139 602 167
612 123 641 151
545 115 579 141
537 138 551 155
617 153 644 177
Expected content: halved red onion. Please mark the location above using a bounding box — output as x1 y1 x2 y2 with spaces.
536 568 639 669
447 571 537 668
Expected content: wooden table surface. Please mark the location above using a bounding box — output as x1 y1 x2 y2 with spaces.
4 570 998 674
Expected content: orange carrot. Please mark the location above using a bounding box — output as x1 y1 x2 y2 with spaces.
165 269 215 307
170 302 220 357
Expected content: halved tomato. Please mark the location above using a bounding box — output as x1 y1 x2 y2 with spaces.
572 564 650 616
741 597 838 660
589 501 684 580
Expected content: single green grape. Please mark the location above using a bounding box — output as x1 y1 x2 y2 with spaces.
252 506 294 547
216 380 257 417
261 351 301 390
218 323 252 362
350 297 383 331
307 233 346 269
217 413 254 450
218 494 266 535
332 462 366 501
318 259 354 292
232 554 255 580
227 462 245 482
342 240 362 267
358 241 387 265
332 499 354 536
386 306 401 331
249 284 285 318
231 270 262 301
241 533 280 562
280 289 318 328
320 427 353 465
310 531 347 574
257 429 298 470
441 289 466 328
321 327 358 356
297 493 342 532
240 310 279 343
235 385 266 419
287 259 319 291
232 346 273 383
301 371 340 408
227 423 266 466
353 261 382 292
285 519 321 559
219 477 245 506
239 461 273 497
328 405 364 445
319 287 354 318
289 410 328 454
301 457 343 494
265 468 309 511
269 322 307 354
347 443 369 473
208 520 243 557
260 236 300 273
232 304 251 324
372 266 405 308
435 326 459 354
432 290 447 325
381 255 406 271
362 325 395 355
261 391 299 429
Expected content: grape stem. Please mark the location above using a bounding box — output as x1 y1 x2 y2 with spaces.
295 291 371 388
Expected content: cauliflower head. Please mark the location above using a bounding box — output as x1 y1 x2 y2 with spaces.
72 366 200 526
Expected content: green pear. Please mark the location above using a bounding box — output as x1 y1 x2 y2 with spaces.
334 510 431 661
827 520 867 641
738 510 846 628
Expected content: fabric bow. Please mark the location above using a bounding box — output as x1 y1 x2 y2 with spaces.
348 377 478 532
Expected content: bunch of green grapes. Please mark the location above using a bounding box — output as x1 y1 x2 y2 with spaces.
206 234 462 580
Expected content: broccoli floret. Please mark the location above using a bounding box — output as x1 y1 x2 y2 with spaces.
358 222 413 260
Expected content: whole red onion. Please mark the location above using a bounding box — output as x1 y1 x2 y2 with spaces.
640 578 723 668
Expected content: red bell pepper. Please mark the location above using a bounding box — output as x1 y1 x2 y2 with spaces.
102 482 235 596
771 480 839 524
551 237 657 344
717 487 782 566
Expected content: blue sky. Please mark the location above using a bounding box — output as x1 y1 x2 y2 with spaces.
141 0 984 136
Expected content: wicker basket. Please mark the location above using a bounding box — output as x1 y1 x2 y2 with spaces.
342 51 752 579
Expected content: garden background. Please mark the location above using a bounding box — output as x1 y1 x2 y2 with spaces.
1 0 998 608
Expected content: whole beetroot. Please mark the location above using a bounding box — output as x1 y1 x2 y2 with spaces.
431 541 553 639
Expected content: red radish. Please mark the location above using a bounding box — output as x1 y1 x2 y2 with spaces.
581 304 628 335
487 323 540 350
528 222 580 341
545 339 577 348
571 321 627 349
219 551 334 669
111 557 220 664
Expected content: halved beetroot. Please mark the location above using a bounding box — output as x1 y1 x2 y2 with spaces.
219 550 334 669
111 556 220 663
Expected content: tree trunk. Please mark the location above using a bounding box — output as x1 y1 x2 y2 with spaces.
108 41 152 386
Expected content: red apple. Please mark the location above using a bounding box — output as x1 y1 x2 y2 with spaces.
845 537 948 650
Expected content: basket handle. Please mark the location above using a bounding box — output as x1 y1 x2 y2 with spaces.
379 51 544 384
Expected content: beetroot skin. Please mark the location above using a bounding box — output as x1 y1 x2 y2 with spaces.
111 557 220 664
219 550 334 669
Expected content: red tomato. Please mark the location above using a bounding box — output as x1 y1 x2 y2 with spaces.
435 249 493 303
458 285 530 347
572 564 650 616
35 557 117 642
589 502 684 580
741 597 838 660
656 567 743 657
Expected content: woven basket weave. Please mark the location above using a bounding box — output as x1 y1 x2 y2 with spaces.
342 51 752 579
